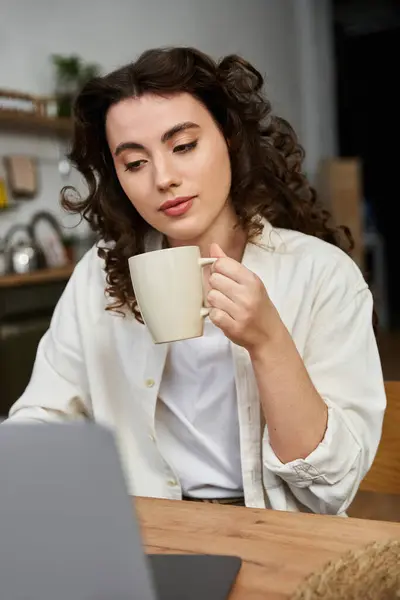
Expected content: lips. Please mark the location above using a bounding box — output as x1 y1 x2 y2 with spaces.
160 196 195 217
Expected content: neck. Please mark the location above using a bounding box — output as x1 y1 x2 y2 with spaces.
167 204 247 262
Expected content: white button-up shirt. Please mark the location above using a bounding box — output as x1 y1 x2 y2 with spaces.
5 221 386 515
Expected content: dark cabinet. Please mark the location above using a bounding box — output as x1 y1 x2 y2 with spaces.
0 274 69 416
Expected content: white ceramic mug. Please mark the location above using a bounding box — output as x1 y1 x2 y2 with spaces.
128 246 216 344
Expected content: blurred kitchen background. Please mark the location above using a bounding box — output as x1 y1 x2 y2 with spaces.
0 0 399 416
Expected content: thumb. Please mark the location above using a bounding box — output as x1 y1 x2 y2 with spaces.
209 243 227 259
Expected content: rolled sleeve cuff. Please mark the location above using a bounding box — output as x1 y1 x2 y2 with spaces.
262 404 362 488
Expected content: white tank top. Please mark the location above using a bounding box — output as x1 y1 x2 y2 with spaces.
155 319 243 498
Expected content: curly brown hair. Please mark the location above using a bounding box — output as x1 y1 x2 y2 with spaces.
62 46 353 321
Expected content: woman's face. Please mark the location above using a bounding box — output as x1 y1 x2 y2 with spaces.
106 92 232 242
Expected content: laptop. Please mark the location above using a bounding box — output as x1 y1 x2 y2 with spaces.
0 422 241 600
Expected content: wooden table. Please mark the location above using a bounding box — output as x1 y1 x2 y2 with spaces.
135 497 400 600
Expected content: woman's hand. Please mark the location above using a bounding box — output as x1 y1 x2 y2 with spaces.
207 243 283 356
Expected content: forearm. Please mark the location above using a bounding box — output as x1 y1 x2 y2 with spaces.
250 325 328 464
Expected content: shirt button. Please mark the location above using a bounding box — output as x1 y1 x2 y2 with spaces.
167 479 178 487
148 433 156 442
145 378 155 388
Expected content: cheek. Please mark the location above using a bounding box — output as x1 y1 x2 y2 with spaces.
195 140 231 190
200 141 231 198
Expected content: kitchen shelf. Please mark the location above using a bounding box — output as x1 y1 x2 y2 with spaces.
0 110 73 137
0 264 74 288
0 203 19 213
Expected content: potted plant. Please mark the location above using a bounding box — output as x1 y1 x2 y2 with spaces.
51 54 100 118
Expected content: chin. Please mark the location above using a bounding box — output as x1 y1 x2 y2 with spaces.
161 215 210 243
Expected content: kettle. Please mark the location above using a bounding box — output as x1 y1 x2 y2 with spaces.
4 224 45 275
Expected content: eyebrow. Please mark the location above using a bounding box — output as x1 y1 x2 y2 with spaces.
114 121 200 156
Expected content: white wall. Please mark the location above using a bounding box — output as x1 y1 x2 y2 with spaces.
0 0 336 239
293 0 338 181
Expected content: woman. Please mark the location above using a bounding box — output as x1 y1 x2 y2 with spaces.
6 47 385 514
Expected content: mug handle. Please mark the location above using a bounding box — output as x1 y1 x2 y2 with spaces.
198 257 217 318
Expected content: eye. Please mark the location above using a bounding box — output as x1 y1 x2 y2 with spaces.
124 159 147 172
173 140 198 154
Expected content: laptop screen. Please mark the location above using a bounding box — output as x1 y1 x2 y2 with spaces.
0 422 157 600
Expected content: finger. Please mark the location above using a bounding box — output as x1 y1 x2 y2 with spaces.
209 243 227 259
209 272 242 302
212 256 250 284
209 307 237 333
207 289 240 320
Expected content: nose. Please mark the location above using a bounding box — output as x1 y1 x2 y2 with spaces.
154 154 181 192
